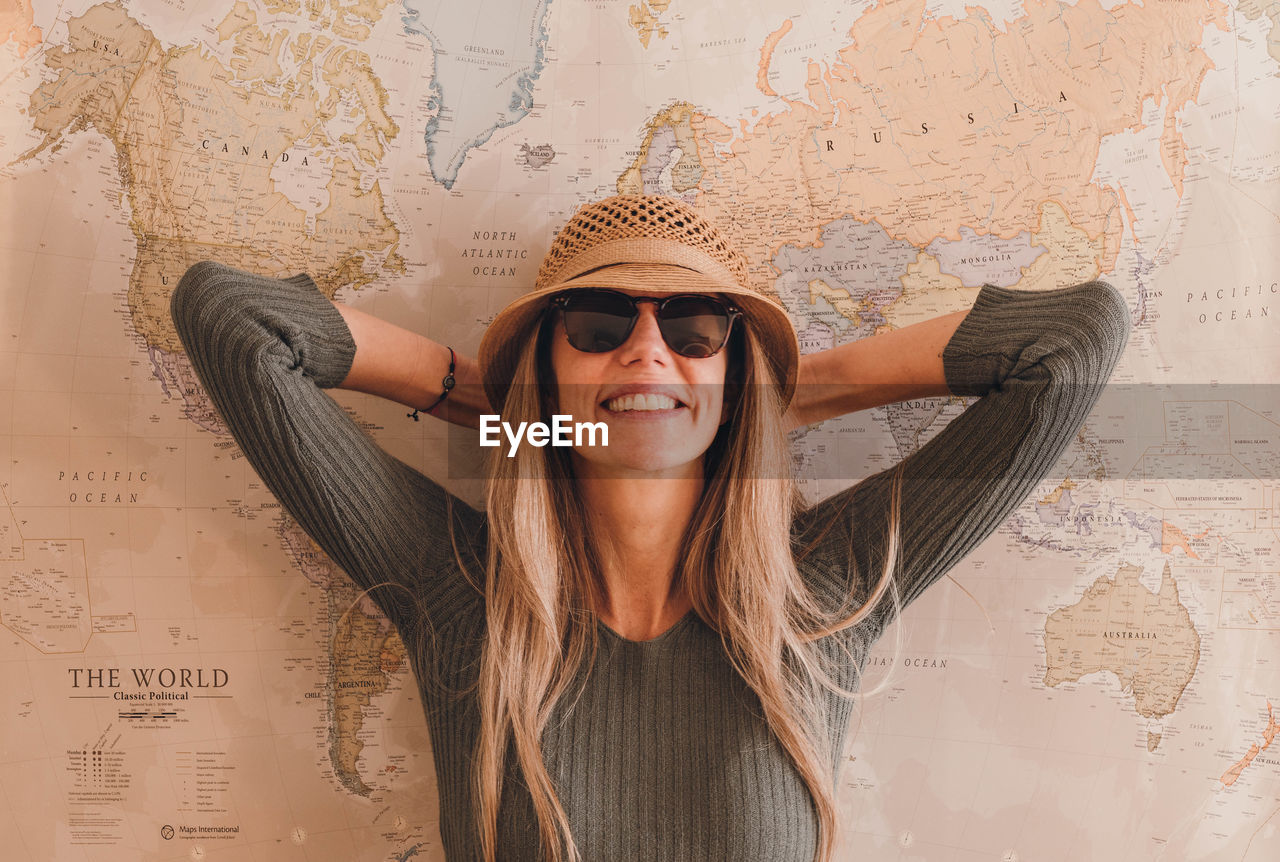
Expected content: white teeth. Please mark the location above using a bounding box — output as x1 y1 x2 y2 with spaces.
605 393 678 412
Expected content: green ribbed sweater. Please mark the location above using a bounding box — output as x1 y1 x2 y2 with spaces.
170 261 1129 861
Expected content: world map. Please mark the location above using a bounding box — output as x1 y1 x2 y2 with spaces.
1 0 1277 859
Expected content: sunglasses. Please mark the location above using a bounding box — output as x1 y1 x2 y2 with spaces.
548 288 742 358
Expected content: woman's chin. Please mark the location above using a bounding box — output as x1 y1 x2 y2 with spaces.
571 444 705 479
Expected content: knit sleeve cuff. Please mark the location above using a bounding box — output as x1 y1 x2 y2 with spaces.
942 281 1131 397
278 273 358 389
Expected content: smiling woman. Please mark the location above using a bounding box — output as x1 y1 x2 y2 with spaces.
170 194 1130 862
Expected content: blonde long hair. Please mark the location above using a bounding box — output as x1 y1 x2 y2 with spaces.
465 309 902 862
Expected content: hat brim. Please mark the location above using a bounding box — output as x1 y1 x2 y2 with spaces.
478 263 799 412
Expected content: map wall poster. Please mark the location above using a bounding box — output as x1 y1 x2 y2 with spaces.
0 0 1277 859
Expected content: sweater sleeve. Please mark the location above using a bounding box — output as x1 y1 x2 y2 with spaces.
169 261 486 637
791 280 1130 637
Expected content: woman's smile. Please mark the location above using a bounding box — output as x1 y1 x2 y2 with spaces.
598 384 689 417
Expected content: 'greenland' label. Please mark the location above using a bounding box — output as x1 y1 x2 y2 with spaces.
479 415 609 457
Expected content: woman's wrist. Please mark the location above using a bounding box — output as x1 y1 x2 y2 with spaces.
331 304 464 414
425 352 488 429
411 345 456 420
334 302 492 430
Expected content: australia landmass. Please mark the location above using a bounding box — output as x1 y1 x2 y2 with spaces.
1043 562 1201 749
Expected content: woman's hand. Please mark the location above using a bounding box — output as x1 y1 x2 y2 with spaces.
782 308 970 432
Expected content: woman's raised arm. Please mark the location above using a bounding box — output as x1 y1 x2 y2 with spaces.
332 301 491 429
169 262 486 637
791 281 1131 637
782 308 970 431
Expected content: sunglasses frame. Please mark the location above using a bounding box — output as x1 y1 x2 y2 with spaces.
547 288 743 358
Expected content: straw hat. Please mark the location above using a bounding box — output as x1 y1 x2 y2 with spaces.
477 195 799 411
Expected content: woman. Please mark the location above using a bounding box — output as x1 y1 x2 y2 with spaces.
170 194 1130 861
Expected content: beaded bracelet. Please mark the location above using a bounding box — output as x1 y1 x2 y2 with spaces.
408 346 456 421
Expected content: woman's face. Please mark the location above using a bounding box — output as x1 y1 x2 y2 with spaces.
548 286 730 479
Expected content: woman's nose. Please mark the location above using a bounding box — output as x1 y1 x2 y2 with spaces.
617 301 668 359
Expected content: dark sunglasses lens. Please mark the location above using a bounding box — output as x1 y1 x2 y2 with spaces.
561 291 635 352
659 296 731 357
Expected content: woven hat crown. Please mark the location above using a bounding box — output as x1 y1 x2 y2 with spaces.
537 195 752 291
477 194 800 412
